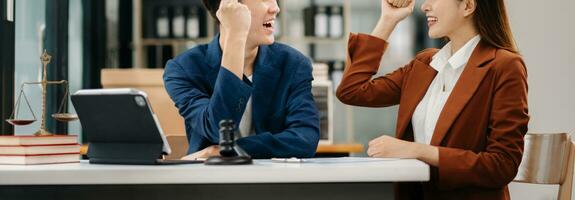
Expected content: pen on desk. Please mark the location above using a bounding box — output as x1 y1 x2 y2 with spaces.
271 157 305 163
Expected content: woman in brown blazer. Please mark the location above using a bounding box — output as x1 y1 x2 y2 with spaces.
336 0 528 199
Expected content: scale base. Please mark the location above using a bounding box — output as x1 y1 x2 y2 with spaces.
34 129 53 136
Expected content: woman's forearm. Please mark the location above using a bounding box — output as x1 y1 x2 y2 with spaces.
371 16 399 41
413 142 439 167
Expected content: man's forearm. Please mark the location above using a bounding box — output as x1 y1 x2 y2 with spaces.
221 34 248 79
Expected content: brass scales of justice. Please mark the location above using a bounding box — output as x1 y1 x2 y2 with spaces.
5 50 78 135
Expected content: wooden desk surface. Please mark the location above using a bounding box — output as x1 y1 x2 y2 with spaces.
81 143 364 156
316 143 364 154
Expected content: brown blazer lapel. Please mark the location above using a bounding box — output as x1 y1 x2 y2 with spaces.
430 41 496 146
397 59 437 140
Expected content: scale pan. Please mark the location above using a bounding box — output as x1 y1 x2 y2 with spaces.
51 113 79 122
6 119 36 126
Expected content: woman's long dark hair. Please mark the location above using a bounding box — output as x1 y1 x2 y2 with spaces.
473 0 518 53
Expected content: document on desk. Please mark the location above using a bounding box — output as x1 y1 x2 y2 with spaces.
270 157 400 164
306 157 400 164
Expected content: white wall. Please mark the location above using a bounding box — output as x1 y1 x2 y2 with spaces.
507 0 575 199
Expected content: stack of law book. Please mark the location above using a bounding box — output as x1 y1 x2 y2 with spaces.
312 63 330 81
0 135 80 165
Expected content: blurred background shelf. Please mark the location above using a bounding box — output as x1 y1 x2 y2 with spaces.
140 38 212 46
132 0 354 69
279 37 347 44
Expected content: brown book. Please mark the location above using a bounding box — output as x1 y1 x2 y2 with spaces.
0 153 80 165
0 144 81 155
0 135 78 146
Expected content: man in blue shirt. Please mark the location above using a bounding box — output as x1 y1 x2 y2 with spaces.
163 0 320 159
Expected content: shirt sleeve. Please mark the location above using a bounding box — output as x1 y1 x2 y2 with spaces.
236 58 321 158
163 60 253 144
336 33 415 108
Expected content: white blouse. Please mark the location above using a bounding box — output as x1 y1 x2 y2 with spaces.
412 35 481 144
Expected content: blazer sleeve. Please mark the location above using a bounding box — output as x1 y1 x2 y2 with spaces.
436 56 529 190
163 60 253 144
336 33 414 107
236 59 321 158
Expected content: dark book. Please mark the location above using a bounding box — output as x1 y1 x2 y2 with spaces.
304 6 316 37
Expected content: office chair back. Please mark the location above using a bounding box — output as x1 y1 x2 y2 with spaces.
514 132 574 200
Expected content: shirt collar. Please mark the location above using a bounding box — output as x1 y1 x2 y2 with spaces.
430 35 481 72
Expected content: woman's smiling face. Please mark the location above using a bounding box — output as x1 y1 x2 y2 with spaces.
421 0 473 39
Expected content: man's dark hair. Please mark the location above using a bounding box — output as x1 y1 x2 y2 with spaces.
202 0 245 24
202 0 221 24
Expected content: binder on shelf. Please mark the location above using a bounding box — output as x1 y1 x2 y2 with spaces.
144 0 209 40
155 6 170 38
303 4 344 38
329 6 344 38
172 7 186 38
304 6 316 37
314 6 329 38
186 6 200 39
